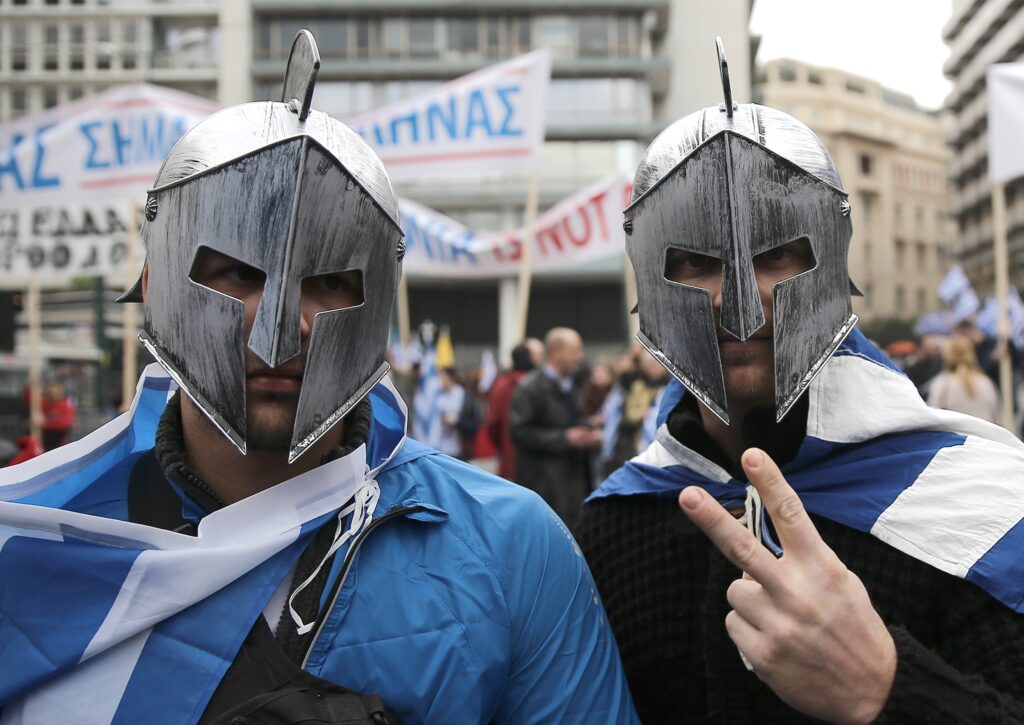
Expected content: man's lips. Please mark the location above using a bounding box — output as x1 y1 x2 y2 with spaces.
247 369 303 393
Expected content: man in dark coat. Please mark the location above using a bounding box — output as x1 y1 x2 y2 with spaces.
510 327 600 526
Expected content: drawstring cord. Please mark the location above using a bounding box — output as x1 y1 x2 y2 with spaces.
287 469 381 635
734 484 784 672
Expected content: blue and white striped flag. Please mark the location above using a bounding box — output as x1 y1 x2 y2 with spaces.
591 330 1024 613
412 338 443 449
0 364 409 723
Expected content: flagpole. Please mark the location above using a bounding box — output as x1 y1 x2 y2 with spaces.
397 274 411 354
121 203 140 412
515 172 540 341
27 276 42 444
992 182 1014 429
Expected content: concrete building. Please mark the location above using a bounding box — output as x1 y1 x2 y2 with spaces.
944 0 1024 293
758 58 952 324
0 0 753 385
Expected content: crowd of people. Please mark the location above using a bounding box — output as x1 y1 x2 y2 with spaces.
395 327 674 526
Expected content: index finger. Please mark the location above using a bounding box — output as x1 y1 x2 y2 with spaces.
679 486 783 588
741 448 824 555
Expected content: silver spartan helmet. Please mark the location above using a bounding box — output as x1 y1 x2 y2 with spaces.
626 38 858 424
120 31 404 462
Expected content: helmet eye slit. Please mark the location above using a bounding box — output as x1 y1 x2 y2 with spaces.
301 268 365 312
664 247 722 287
752 237 816 282
189 246 266 301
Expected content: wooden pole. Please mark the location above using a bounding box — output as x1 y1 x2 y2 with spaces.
623 257 639 341
396 274 411 355
121 203 140 411
992 182 1015 429
27 277 42 443
515 172 541 341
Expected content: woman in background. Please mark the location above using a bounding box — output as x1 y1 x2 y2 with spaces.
928 335 1001 424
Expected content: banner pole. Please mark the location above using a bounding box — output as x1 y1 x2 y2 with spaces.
121 203 140 412
397 274 411 354
27 276 42 444
515 172 541 341
992 182 1014 429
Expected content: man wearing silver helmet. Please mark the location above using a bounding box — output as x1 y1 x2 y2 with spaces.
0 33 637 723
577 39 1024 723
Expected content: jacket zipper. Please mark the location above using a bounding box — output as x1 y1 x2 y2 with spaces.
300 504 426 668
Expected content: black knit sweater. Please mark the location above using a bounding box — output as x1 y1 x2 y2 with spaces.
576 399 1024 723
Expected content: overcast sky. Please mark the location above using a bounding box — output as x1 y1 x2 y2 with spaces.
750 0 954 110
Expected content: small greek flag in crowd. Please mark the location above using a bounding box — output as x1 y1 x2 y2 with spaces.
977 289 1024 349
937 265 980 320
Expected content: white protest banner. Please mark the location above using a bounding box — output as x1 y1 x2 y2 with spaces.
399 173 633 278
346 50 550 182
988 64 1024 184
0 84 217 287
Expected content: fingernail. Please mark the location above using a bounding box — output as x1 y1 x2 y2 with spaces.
680 488 702 511
746 449 764 468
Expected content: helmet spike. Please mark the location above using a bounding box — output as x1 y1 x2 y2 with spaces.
282 29 321 122
716 36 734 119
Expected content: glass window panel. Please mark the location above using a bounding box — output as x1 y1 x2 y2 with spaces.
535 16 571 58
96 20 111 43
122 20 137 44
70 23 85 44
512 16 530 52
383 18 403 58
44 24 59 44
355 18 372 57
449 17 479 54
578 16 610 58
316 19 349 57
43 88 59 108
409 18 438 58
11 89 27 111
484 16 502 57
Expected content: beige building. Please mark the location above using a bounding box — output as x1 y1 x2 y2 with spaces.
758 58 951 324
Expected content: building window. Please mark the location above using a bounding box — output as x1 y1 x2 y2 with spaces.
122 20 138 45
511 16 531 52
859 153 873 175
448 17 480 55
316 19 349 57
846 79 866 94
895 285 905 310
483 16 502 57
409 18 438 58
535 16 572 58
779 65 797 82
11 89 27 113
915 242 927 270
354 18 373 57
578 16 610 58
863 284 873 310
68 86 84 100
895 239 906 269
43 88 59 108
122 52 137 70
808 71 823 85
97 20 111 44
70 23 85 44
917 288 926 314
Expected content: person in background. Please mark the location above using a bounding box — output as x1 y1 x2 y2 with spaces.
928 335 1001 423
582 362 617 420
39 380 76 451
435 367 467 458
483 339 543 480
510 327 600 527
903 334 944 398
605 350 669 476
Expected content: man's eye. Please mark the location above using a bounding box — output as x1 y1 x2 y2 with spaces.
665 249 718 281
756 247 788 263
319 274 348 292
224 265 262 283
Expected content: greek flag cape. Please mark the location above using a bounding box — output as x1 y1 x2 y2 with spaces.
590 330 1024 613
0 364 408 723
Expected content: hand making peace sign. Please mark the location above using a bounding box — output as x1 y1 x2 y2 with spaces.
679 448 897 724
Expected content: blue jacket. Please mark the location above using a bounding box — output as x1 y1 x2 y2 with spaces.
0 369 637 724
298 439 638 723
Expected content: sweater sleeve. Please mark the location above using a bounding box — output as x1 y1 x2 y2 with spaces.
876 582 1024 723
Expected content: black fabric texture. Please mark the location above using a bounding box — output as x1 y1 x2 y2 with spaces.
576 397 1024 723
